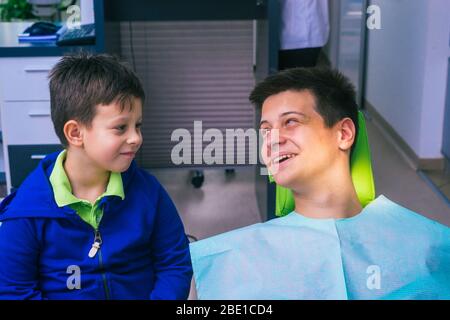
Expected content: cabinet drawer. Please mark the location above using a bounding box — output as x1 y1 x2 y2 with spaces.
9 144 62 189
0 57 60 102
1 101 60 145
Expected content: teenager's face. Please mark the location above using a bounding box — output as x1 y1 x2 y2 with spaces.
260 90 341 189
82 97 143 173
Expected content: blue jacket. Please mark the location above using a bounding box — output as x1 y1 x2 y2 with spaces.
0 152 192 300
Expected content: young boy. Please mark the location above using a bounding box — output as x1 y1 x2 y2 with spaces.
0 53 192 300
190 67 450 299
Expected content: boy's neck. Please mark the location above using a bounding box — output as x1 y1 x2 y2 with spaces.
63 148 110 204
292 164 363 220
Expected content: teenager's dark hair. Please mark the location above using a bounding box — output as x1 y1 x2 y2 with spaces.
49 53 145 146
249 67 359 153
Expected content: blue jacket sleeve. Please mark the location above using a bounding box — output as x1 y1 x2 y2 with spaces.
149 184 193 300
0 218 44 300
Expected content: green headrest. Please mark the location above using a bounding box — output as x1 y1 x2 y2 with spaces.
269 111 376 217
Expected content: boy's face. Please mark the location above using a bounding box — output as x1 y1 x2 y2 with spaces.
81 97 143 173
260 90 343 190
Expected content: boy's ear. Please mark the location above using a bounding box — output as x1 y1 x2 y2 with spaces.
63 120 84 147
337 117 356 152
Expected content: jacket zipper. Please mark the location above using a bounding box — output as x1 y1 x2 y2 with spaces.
88 229 111 300
88 230 102 258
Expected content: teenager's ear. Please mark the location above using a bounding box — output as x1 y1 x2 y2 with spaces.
337 117 356 152
63 120 84 147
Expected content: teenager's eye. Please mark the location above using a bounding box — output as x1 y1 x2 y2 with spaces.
136 122 142 129
285 118 298 126
260 128 271 137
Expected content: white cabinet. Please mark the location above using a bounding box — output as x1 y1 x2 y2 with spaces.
2 101 59 145
0 57 58 101
0 56 62 193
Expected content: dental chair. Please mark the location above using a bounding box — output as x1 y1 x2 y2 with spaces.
270 111 376 216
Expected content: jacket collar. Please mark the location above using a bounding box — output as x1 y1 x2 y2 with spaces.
0 151 137 221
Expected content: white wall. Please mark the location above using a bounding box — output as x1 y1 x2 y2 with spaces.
365 0 450 159
418 0 450 158
80 0 94 24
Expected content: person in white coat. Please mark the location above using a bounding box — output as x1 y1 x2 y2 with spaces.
279 0 330 69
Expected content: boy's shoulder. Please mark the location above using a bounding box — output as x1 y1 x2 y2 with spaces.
120 162 176 211
0 152 63 219
122 162 163 194
0 157 163 220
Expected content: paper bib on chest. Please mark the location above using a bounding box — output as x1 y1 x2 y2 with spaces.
190 196 450 299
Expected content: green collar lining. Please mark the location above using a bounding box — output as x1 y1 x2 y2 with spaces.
49 150 125 207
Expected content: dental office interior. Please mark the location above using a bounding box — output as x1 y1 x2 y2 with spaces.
0 0 449 272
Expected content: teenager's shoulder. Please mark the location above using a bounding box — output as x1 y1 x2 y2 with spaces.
334 195 450 254
189 222 269 259
361 195 450 234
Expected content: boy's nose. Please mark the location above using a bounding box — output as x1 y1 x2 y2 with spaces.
127 129 143 146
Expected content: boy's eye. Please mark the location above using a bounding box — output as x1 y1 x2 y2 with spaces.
116 125 127 131
136 122 142 129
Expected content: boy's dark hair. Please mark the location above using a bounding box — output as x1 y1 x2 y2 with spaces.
49 53 145 146
249 67 359 154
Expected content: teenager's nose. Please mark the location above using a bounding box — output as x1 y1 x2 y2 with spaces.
268 129 287 150
263 129 286 159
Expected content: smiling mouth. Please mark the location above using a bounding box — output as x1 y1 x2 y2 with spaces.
271 153 297 166
121 152 136 157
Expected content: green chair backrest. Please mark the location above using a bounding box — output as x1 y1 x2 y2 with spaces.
270 111 376 217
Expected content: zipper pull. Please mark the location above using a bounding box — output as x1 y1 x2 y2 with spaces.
88 230 102 258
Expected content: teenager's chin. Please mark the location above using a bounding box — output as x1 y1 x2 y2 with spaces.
272 172 297 189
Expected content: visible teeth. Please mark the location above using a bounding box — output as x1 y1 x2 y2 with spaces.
273 154 295 164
